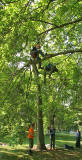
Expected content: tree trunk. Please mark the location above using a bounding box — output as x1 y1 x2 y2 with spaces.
37 84 46 150
32 62 46 150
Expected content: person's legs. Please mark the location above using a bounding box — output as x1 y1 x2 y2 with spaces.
50 137 53 150
30 138 33 149
38 57 43 69
77 139 80 148
76 139 78 148
53 136 55 149
28 139 33 154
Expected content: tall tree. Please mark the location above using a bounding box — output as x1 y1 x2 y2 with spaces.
0 0 82 147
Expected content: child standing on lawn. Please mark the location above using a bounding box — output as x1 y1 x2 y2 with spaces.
28 123 35 154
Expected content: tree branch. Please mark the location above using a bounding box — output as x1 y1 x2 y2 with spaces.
42 49 82 61
24 49 82 68
30 18 56 25
39 18 82 35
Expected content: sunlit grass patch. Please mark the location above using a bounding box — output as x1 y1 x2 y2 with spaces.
56 139 75 148
0 145 82 160
0 133 82 160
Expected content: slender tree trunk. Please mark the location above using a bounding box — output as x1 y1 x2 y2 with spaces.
37 84 46 150
32 62 46 150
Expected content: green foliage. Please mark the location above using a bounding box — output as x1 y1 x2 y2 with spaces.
0 0 82 143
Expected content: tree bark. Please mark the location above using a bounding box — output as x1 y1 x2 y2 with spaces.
37 84 46 150
33 63 46 150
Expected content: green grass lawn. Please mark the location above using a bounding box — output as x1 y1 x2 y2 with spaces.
45 133 76 148
0 133 82 160
0 145 82 160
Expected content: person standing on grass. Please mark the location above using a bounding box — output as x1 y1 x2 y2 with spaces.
49 124 56 150
28 123 35 154
75 129 81 148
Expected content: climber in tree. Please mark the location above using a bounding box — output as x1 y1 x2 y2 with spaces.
30 43 45 69
44 63 58 84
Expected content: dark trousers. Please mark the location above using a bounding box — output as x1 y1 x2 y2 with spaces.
76 138 80 148
50 136 55 149
28 138 34 154
29 138 33 149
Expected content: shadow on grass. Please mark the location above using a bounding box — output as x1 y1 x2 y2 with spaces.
0 145 82 160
